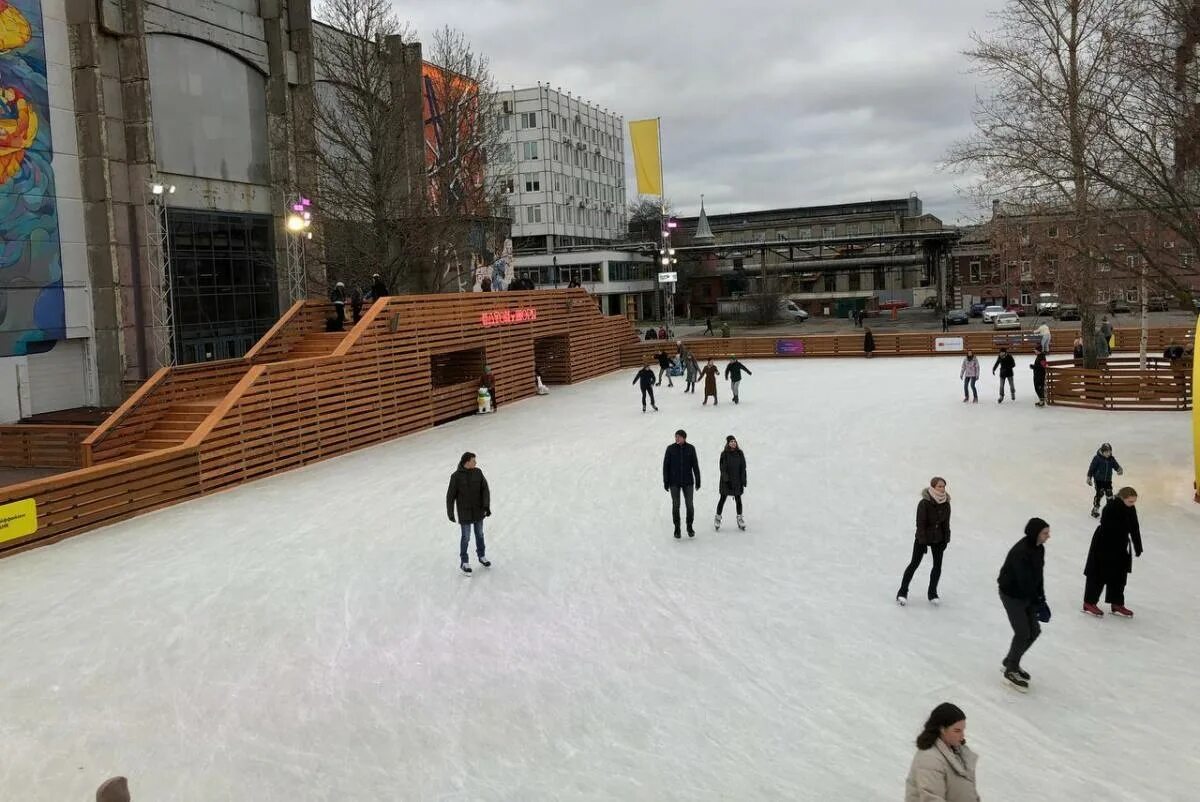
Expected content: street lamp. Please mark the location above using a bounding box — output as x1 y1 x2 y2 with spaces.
145 179 176 366
285 197 313 303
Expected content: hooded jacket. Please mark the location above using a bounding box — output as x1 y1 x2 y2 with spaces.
1086 450 1122 485
1084 498 1143 581
915 488 952 546
904 740 982 802
997 519 1047 602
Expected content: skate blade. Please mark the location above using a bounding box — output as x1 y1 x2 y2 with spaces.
1004 679 1030 694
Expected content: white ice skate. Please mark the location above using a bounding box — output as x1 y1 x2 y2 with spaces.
714 514 722 531
736 515 745 531
896 595 907 607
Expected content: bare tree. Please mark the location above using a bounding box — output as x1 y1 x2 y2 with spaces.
948 0 1140 367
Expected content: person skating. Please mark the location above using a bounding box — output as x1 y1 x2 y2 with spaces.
446 452 491 575
863 326 876 358
724 356 752 404
633 362 659 412
992 347 1016 403
1030 347 1048 406
997 517 1051 691
684 354 700 394
1082 487 1143 618
904 702 981 802
897 477 952 606
663 429 701 538
714 435 747 531
654 350 674 387
700 358 720 405
1086 443 1123 517
959 352 980 403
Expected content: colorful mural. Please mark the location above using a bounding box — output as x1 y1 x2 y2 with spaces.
0 0 64 357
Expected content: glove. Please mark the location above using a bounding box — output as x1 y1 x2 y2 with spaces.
1036 601 1052 623
664 485 669 492
1135 548 1143 558
1087 478 1092 486
484 508 492 518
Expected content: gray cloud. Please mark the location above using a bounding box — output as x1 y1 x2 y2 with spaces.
394 0 996 224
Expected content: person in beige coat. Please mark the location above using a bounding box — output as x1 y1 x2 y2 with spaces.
905 702 981 802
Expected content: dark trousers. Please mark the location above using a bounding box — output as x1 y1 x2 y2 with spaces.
333 302 345 329
898 540 946 598
459 520 485 563
1000 593 1040 670
1084 574 1126 605
657 367 673 386
1034 377 1045 401
999 375 1015 398
962 376 978 400
685 378 695 393
669 485 695 530
352 302 363 322
1092 481 1113 508
640 386 656 408
717 494 742 515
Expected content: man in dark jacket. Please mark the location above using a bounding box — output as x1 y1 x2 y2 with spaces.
723 357 753 404
446 452 491 575
997 517 1050 691
992 347 1016 403
370 273 389 301
663 429 701 538
654 350 674 387
633 362 659 412
1086 443 1123 517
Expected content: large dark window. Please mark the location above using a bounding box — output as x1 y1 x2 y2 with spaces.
168 209 277 363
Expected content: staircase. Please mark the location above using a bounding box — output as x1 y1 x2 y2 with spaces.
282 330 348 360
123 396 224 456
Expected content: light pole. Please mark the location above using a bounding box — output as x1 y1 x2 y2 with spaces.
145 181 176 367
285 197 313 303
660 218 678 336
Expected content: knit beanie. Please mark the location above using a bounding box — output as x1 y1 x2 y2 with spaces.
725 435 736 443
1024 517 1049 541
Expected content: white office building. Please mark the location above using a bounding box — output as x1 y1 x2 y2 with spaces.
492 86 628 253
511 250 656 318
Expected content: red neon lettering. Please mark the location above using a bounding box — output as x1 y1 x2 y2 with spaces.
480 307 537 327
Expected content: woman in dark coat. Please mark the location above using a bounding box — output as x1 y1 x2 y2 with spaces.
700 359 720 405
715 435 747 531
1082 487 1143 618
897 477 951 605
864 326 876 358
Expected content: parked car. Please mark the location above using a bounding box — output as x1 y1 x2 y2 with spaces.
1056 303 1081 320
1147 296 1171 312
878 300 910 311
993 312 1021 331
1108 298 1132 314
969 302 989 318
1005 304 1027 316
946 309 970 325
781 300 810 322
1035 293 1061 315
981 305 1006 324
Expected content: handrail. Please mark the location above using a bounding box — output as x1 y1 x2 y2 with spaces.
244 299 308 363
80 366 172 465
184 365 267 448
333 296 391 357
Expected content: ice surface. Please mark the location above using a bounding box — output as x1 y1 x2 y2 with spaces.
2 357 1199 801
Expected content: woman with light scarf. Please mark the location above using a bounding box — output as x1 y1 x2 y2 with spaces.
897 477 952 606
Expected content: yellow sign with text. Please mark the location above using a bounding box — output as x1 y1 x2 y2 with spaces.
0 499 38 545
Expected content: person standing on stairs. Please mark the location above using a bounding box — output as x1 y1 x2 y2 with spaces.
446 452 491 575
714 435 747 531
370 273 389 302
330 281 347 330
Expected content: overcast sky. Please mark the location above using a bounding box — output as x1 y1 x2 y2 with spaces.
395 0 998 224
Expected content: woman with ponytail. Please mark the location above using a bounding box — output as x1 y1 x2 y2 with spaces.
905 702 981 802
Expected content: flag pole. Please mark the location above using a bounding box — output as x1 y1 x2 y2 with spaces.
657 117 674 338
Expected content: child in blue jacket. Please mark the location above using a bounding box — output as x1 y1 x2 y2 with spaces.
1087 443 1123 518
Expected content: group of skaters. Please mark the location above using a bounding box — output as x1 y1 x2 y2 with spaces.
958 345 1049 406
895 440 1146 694
661 429 748 537
633 347 753 410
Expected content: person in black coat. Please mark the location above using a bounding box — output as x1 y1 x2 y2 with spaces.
663 429 701 538
370 273 389 301
863 326 876 358
330 281 346 330
715 435 747 531
446 451 491 575
896 477 952 605
997 517 1051 691
1082 488 1143 617
654 350 674 387
992 347 1016 403
1031 348 1048 407
633 362 658 412
724 357 752 404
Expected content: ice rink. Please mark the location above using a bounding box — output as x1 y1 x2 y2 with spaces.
2 356 1198 800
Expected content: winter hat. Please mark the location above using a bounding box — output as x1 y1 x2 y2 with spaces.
1099 442 1112 453
96 777 131 802
1024 517 1050 541
675 429 687 439
725 435 736 443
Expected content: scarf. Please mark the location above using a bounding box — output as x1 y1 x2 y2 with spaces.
928 486 949 504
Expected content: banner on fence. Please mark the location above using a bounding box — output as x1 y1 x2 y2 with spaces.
0 498 38 545
934 337 964 353
775 339 806 356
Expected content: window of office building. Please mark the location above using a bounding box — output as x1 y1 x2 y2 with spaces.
552 143 560 161
550 113 558 129
520 112 537 128
524 175 540 192
167 209 277 364
824 274 837 292
524 142 540 160
553 175 561 192
874 267 886 289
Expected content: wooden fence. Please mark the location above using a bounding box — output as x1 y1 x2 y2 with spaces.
1046 356 1193 410
0 425 93 468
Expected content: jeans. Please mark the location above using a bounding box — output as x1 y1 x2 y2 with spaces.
731 380 741 401
898 540 946 598
998 375 1015 398
1084 574 1126 606
717 494 742 515
669 485 695 530
1092 481 1113 509
962 376 978 401
640 386 656 408
1000 593 1041 670
459 520 485 564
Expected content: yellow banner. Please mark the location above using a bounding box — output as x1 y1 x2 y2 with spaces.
629 118 662 196
0 498 38 545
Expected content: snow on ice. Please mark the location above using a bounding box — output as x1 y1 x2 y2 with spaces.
1 357 1197 800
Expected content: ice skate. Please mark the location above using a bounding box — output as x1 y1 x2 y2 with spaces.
460 563 472 575
1111 604 1134 618
687 527 695 538
896 595 907 607
1082 602 1104 617
997 396 1003 404
714 514 722 531
673 527 681 540
652 404 658 412
928 596 940 606
1002 665 1031 681
1003 669 1030 692
1090 505 1100 518
736 515 745 531
478 558 491 568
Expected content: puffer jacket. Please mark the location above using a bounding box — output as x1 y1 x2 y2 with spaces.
905 740 982 802
915 488 952 546
1086 450 1122 484
959 357 980 379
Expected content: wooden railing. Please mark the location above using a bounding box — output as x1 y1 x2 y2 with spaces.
246 299 334 363
1046 356 1193 410
0 425 93 468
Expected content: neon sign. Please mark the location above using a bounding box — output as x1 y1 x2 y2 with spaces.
481 307 537 328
